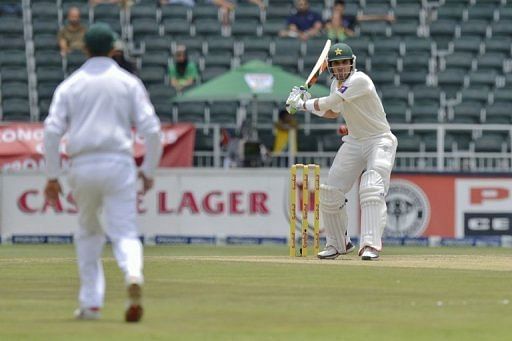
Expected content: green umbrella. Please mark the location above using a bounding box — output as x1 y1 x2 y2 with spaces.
173 60 330 102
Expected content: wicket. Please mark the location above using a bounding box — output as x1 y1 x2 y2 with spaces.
289 164 320 257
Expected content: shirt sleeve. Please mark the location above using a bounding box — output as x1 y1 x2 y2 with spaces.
187 62 199 81
131 79 162 178
335 75 372 101
43 85 69 179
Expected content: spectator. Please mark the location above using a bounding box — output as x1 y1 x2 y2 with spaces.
209 0 265 26
0 3 22 16
160 0 195 7
111 40 136 74
89 0 133 9
169 45 199 94
58 7 87 56
325 0 394 42
273 109 298 155
279 0 323 41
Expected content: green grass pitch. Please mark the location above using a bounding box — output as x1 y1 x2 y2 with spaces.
1 245 511 340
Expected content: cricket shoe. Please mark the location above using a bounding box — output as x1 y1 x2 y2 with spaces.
125 282 143 323
74 307 101 320
360 246 380 261
317 242 355 259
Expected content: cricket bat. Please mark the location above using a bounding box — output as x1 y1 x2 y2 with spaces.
304 39 331 89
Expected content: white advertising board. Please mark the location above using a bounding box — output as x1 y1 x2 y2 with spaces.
0 169 360 243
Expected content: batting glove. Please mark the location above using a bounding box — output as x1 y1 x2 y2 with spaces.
285 86 311 114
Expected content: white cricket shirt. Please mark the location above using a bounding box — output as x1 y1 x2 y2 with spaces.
44 57 161 178
329 70 391 139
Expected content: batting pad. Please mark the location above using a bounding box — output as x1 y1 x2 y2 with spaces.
359 170 386 251
320 184 348 253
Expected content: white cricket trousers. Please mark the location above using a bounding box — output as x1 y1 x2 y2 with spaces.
68 154 143 309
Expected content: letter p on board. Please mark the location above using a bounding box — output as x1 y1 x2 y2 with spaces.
470 187 509 205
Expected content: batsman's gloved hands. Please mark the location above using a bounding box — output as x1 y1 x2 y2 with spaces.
286 86 311 114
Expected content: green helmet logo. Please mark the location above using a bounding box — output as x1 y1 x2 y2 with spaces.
328 43 354 62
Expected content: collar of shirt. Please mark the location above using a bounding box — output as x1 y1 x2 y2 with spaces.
82 56 117 70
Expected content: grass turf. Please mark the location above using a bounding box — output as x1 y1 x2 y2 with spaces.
0 245 511 340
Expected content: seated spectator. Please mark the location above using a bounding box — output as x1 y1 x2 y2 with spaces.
0 3 22 16
169 45 199 94
273 109 298 155
279 0 323 41
326 0 394 42
89 0 133 9
111 40 136 74
58 7 87 56
160 0 195 7
209 0 265 26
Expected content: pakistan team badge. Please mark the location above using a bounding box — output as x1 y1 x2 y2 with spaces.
385 179 430 238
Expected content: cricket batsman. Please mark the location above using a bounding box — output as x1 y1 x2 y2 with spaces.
286 42 398 260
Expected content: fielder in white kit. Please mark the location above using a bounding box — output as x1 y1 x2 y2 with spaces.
286 42 397 260
43 23 162 321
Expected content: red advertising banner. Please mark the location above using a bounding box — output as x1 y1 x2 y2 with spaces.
0 122 195 171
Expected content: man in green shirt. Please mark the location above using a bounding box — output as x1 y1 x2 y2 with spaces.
168 45 199 93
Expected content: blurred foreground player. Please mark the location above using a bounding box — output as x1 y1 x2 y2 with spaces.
286 43 397 260
43 23 162 321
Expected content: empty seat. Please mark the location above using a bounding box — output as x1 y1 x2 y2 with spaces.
1 82 29 99
131 18 160 41
33 34 60 52
412 85 441 105
230 19 259 36
452 35 481 54
383 99 408 123
194 19 222 36
390 20 419 37
460 86 490 104
141 52 169 68
0 66 28 82
139 66 165 85
429 19 457 38
176 101 207 118
444 52 474 70
446 131 472 151
0 17 23 35
162 18 191 36
0 50 27 67
192 4 219 20
147 84 176 102
484 36 512 54
143 36 172 53
129 2 157 21
92 3 121 21
493 87 512 102
359 22 390 37
370 52 398 70
372 37 401 54
485 102 511 124
207 37 235 55
491 20 512 37
468 70 498 87
32 19 59 35
396 134 421 152
380 85 409 102
474 133 508 153
399 69 427 85
31 2 59 19
209 102 238 124
201 66 229 82
36 67 65 83
403 37 433 54
476 53 504 72
410 101 440 123
467 4 496 21
160 4 190 21
450 101 483 123
401 52 430 71
203 51 232 69
459 20 489 38
2 98 31 118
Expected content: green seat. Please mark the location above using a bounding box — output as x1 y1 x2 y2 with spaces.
204 51 232 69
35 51 62 67
92 3 120 21
230 19 260 36
201 66 229 82
359 21 390 37
484 36 512 53
141 52 169 68
176 102 207 118
1 82 29 99
452 35 481 54
2 98 31 118
31 2 59 19
234 3 262 21
32 19 59 34
242 36 271 54
491 20 512 37
192 4 219 20
131 18 159 41
412 85 441 104
399 69 427 85
383 99 408 123
272 37 302 57
450 101 483 123
206 37 235 55
261 19 285 37
493 87 512 102
139 66 165 85
129 3 157 21
396 134 421 152
147 84 176 102
372 37 401 54
393 4 421 21
369 68 395 86
436 4 464 20
344 37 371 55
429 19 457 39
160 4 190 21
0 36 25 50
381 85 410 102
485 102 511 124
444 52 474 70
476 52 504 72
474 133 507 153
403 37 433 54
0 17 23 34
153 100 173 119
162 18 190 36
437 68 466 86
37 82 59 100
36 66 65 83
468 70 498 87
195 130 214 151
370 52 398 70
467 4 496 21
410 101 440 123
402 52 430 71
390 20 419 37
460 20 489 38
0 66 28 82
460 86 490 104
143 36 172 53
0 49 27 67
33 34 60 52
195 19 222 36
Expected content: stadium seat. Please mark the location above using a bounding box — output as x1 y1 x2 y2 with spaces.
484 36 512 54
33 34 60 52
411 85 441 105
452 35 481 54
129 2 157 21
368 68 395 86
467 70 498 87
450 101 483 123
399 69 427 85
396 134 421 152
1 82 29 100
474 133 508 153
370 52 399 71
490 20 512 37
162 18 191 36
460 86 490 104
446 131 472 151
261 19 285 37
0 17 23 35
230 19 260 37
359 22 390 37
139 66 165 85
32 19 60 35
31 2 59 20
209 102 239 125
393 3 421 21
467 4 496 21
371 37 401 55
160 4 190 21
380 84 410 102
36 67 65 84
131 18 160 41
344 37 371 56
0 66 28 82
206 36 235 55
0 50 27 67
35 51 62 68
37 82 59 100
192 4 219 20
485 102 511 124
147 84 176 101
143 36 172 53
175 102 207 120
241 35 271 55
476 52 504 72
203 51 232 70
460 20 489 38
92 3 121 21
194 19 222 36
401 52 430 72
141 52 169 68
436 4 464 20
383 99 408 123
410 101 441 123
493 87 512 102
403 37 433 54
1 98 31 119
201 66 230 82
0 36 25 50
443 52 474 71
234 4 261 22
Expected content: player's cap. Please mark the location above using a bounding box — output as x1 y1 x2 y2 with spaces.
328 43 354 62
84 23 116 55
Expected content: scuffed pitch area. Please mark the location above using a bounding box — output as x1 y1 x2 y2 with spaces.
156 254 512 272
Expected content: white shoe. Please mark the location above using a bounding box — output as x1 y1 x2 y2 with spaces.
317 246 340 259
343 241 356 255
74 307 101 320
361 246 379 261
